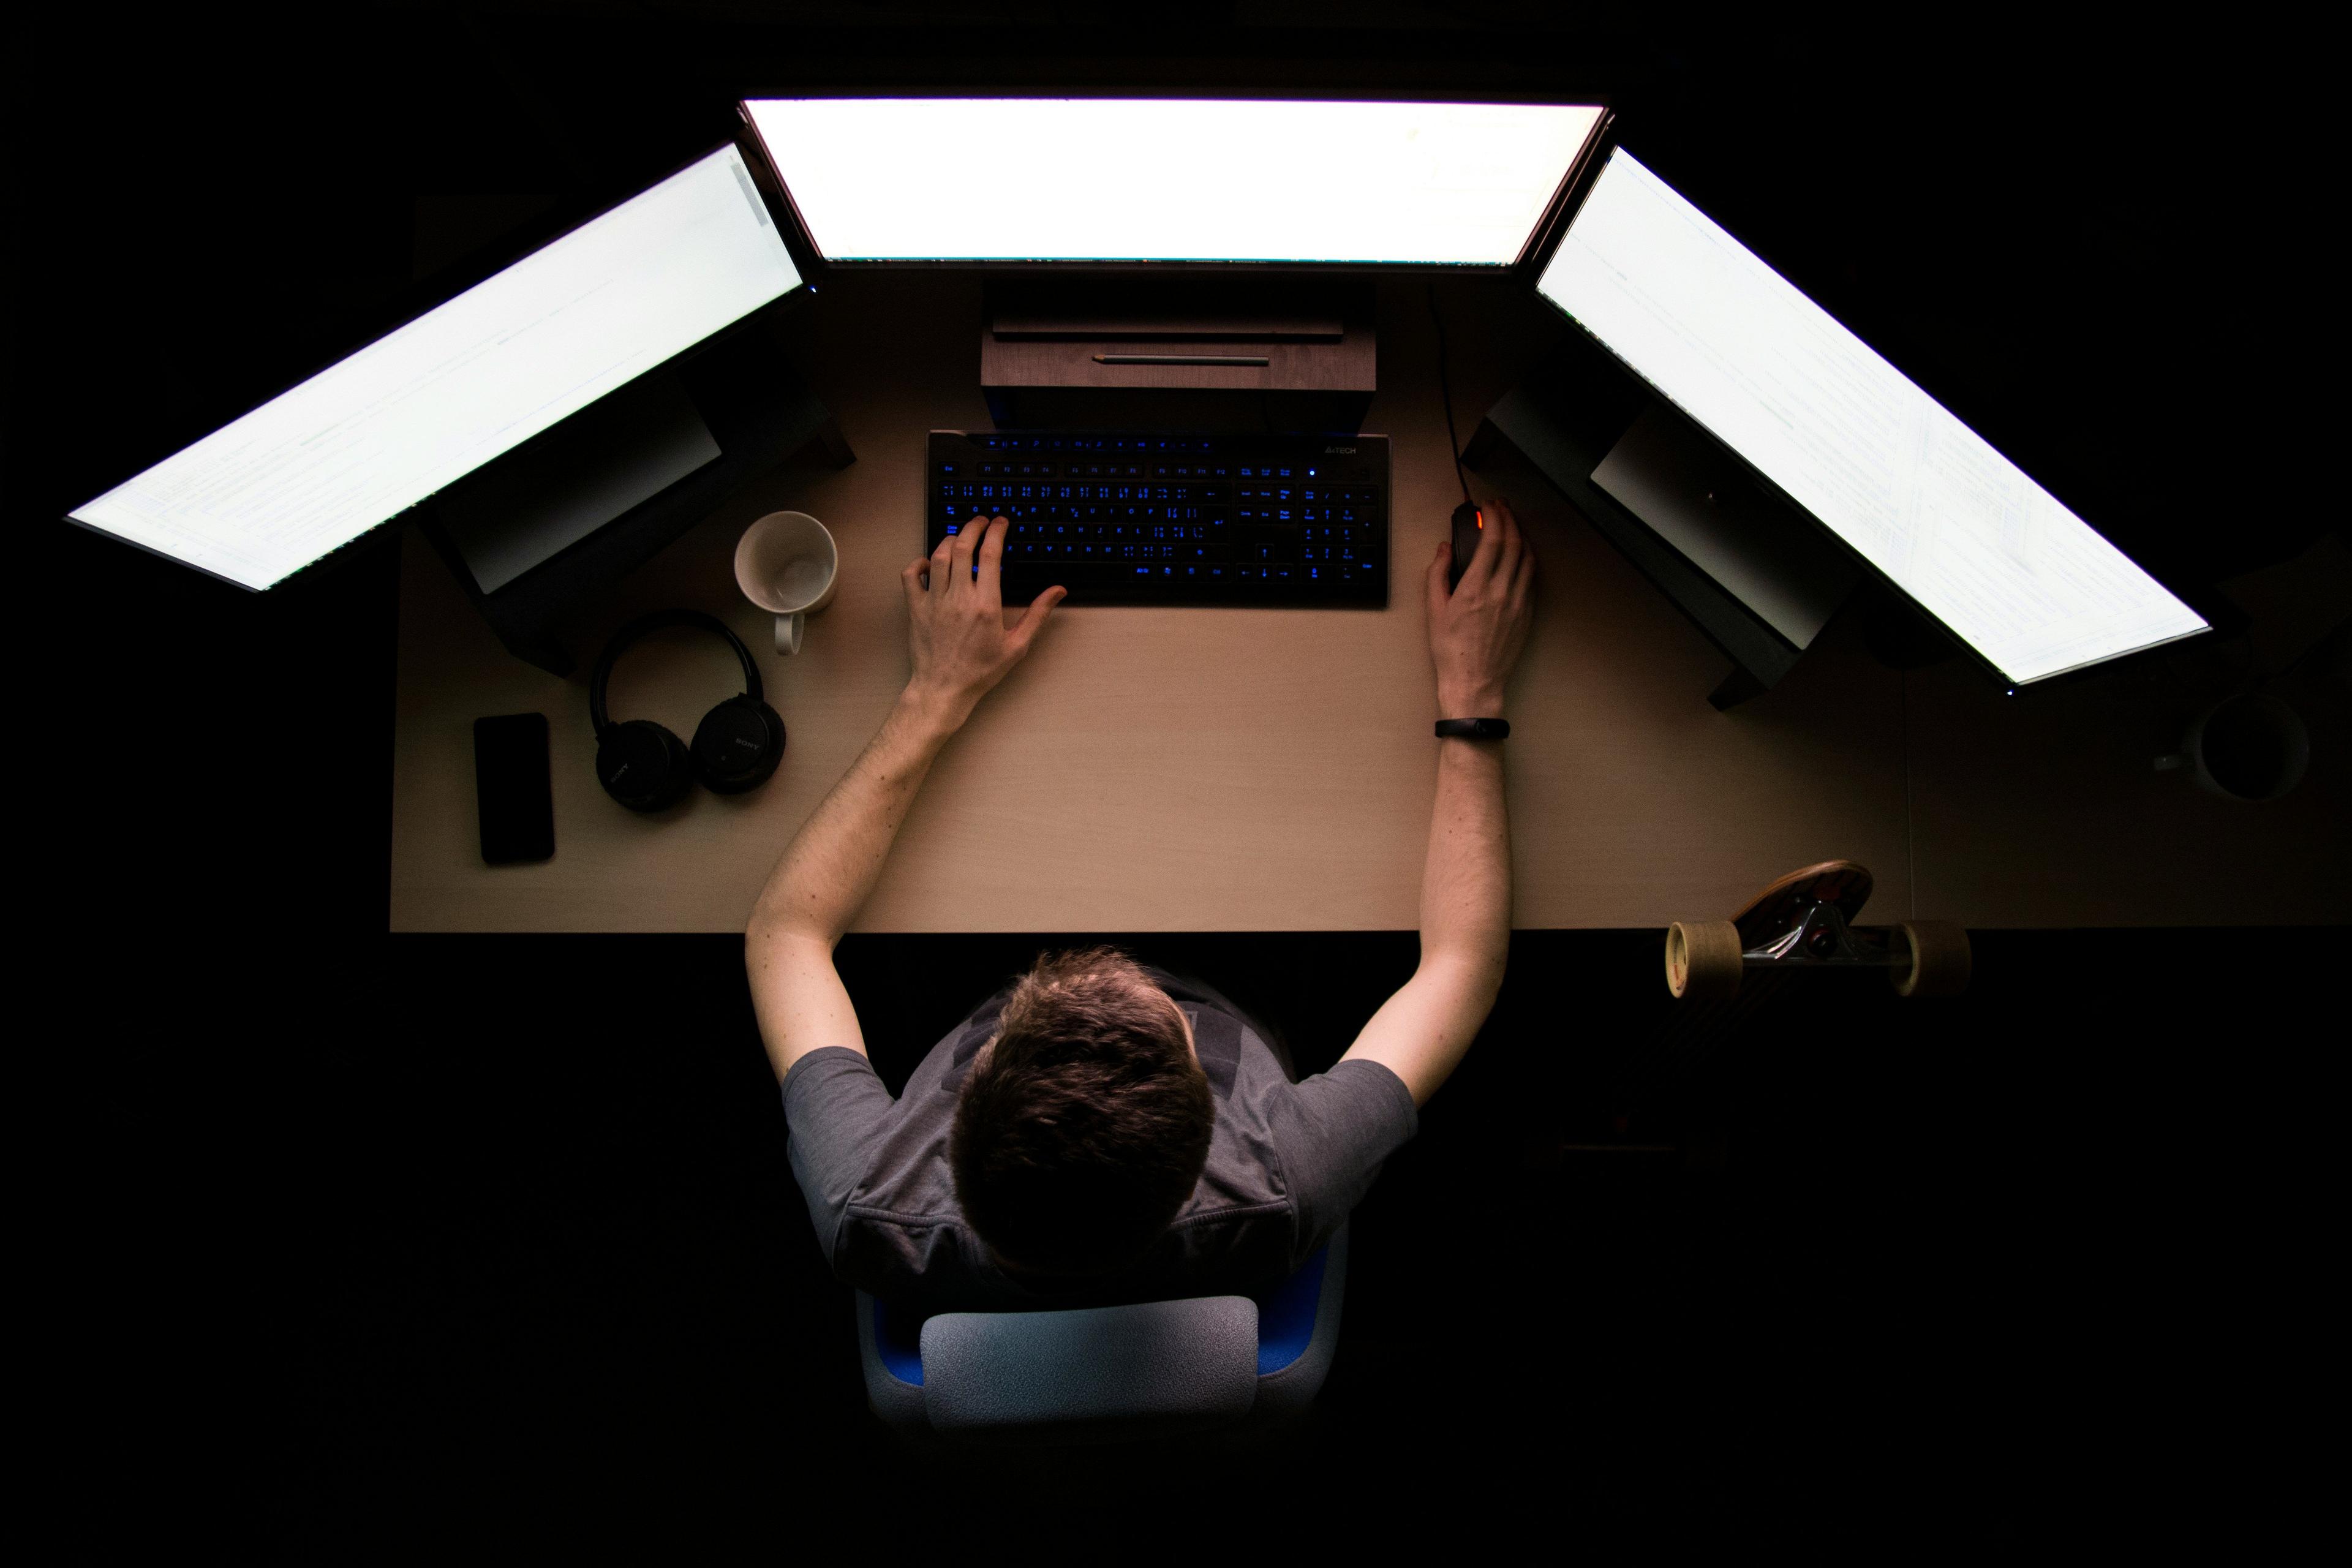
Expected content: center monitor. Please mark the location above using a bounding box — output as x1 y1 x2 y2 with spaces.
741 97 1607 266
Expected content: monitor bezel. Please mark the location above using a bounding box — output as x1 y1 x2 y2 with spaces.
1531 143 2215 694
64 132 812 594
736 91 1613 278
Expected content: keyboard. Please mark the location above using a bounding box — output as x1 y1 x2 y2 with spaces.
927 430 1389 607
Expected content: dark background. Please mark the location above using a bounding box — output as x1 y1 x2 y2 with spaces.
9 3 2333 1552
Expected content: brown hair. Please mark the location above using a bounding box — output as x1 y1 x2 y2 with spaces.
950 948 1214 1275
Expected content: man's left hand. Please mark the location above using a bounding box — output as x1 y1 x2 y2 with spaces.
902 515 1066 724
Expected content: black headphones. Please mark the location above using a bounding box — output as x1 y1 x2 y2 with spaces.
589 609 785 811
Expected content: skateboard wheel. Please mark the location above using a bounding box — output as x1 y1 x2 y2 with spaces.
1894 921 1971 997
1666 921 1743 1001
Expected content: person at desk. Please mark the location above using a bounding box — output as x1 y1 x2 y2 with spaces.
745 502 1536 1309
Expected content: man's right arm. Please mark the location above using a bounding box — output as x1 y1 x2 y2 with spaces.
1338 499 1535 1107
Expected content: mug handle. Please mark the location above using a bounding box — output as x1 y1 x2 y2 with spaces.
775 611 805 655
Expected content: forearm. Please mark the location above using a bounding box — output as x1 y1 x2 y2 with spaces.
1338 734 1511 1106
1418 733 1510 991
748 685 967 944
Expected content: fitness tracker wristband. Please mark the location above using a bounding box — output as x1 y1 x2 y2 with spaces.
1434 718 1510 741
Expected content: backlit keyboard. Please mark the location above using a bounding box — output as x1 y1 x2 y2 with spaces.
927 429 1389 606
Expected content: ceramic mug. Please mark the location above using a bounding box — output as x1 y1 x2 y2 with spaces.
2154 692 2310 802
734 511 839 655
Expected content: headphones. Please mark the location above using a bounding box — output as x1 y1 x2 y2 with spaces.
589 609 785 811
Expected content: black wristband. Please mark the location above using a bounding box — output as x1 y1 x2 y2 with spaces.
1434 717 1510 741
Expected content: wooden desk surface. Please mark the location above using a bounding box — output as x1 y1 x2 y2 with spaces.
390 273 2350 932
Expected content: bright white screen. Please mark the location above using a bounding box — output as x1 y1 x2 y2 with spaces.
70 146 802 590
744 98 1602 264
1539 149 2205 684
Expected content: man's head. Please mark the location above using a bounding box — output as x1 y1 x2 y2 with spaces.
950 948 1213 1277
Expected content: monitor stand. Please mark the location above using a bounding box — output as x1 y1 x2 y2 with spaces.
1463 337 1858 709
980 277 1376 433
435 373 720 597
1591 404 1858 665
413 320 853 677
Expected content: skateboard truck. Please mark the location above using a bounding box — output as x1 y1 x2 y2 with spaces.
1665 861 1971 1002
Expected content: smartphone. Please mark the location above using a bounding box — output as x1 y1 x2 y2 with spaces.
473 712 555 864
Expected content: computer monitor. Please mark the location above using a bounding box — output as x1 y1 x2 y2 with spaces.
69 143 804 592
741 97 1606 267
1536 147 2207 687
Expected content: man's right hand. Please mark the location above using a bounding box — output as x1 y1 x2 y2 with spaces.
902 515 1067 726
1426 497 1536 715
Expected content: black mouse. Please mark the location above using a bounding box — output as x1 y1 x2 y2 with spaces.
1448 501 1485 590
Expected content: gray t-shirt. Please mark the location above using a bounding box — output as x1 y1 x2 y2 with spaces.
781 982 1417 1311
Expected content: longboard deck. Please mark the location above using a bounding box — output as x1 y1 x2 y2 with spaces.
1732 860 1873 951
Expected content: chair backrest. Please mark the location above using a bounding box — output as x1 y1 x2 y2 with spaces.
924 1296 1257 1443
858 1221 1348 1444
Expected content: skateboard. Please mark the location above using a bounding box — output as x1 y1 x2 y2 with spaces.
1664 859 1971 1001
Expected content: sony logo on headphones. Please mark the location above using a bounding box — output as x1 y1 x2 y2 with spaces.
735 737 761 751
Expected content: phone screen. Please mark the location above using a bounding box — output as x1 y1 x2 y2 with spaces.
473 713 555 864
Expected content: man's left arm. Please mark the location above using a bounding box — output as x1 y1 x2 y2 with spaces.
745 516 1064 1084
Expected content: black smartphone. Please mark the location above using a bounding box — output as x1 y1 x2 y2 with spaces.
473 712 555 864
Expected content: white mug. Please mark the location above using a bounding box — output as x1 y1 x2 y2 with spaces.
734 511 839 655
2154 692 2310 802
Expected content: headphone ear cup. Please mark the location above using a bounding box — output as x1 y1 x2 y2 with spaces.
690 696 786 794
597 720 695 812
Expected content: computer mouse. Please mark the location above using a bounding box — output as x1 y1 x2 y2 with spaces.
1448 501 1484 590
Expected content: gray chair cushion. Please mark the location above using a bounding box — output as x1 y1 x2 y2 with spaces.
919 1295 1259 1444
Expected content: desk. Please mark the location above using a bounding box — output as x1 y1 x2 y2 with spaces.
389 273 2350 932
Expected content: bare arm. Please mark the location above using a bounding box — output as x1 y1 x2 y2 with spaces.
1340 499 1535 1106
745 516 1065 1083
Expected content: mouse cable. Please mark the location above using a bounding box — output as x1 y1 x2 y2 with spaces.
1426 282 1472 510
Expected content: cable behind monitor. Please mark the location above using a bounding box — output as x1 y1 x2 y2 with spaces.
1427 284 1472 510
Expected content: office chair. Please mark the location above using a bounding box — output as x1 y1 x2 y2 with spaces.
856 1223 1348 1446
